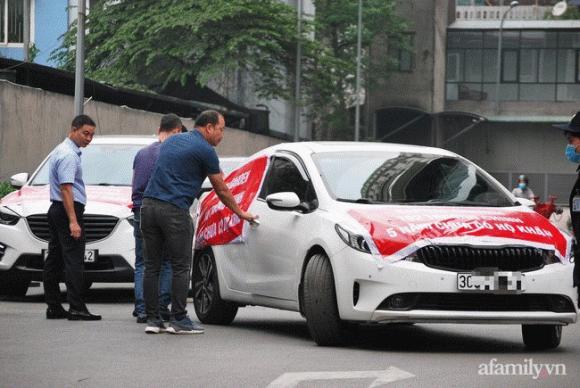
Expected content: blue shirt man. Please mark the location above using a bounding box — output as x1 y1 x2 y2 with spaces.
49 137 86 205
140 110 255 335
43 115 101 321
144 130 221 209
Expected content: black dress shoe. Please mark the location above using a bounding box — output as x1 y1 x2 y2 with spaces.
46 306 69 319
68 309 102 321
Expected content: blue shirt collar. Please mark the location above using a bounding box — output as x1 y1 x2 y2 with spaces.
65 137 82 156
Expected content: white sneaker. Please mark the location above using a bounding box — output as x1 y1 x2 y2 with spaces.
145 320 167 334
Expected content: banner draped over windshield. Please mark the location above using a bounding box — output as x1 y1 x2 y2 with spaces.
349 207 572 263
196 156 268 249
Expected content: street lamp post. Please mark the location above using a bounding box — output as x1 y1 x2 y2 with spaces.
74 0 87 116
354 0 363 141
294 0 302 142
494 0 519 116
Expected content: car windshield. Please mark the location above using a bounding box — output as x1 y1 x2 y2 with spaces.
30 144 147 186
312 151 514 207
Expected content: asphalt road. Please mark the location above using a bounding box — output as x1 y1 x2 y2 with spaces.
1 283 579 388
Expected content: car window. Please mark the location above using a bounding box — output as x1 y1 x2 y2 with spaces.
313 151 514 207
30 144 146 186
259 157 312 202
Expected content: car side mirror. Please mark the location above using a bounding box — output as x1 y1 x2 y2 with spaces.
10 172 28 189
266 192 301 211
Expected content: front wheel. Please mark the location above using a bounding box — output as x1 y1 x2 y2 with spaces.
302 253 346 346
192 249 238 325
522 324 562 350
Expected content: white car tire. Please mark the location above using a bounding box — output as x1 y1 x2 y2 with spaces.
522 324 562 350
192 249 238 325
303 253 346 346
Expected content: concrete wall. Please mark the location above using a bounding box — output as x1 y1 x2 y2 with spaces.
0 81 282 181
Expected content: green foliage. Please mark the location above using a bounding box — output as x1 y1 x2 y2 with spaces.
29 43 39 62
0 181 16 198
52 0 298 99
52 0 404 140
303 0 406 140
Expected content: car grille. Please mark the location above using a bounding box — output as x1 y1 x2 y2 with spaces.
379 293 575 313
415 246 545 272
26 214 119 242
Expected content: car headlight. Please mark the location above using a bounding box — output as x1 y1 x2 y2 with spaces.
126 214 135 227
0 206 20 226
335 224 371 254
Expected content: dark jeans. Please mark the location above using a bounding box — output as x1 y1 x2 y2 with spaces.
43 201 86 311
141 198 193 321
133 208 172 315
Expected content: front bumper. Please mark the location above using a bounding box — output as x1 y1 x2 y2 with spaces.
370 310 577 325
0 217 135 283
330 247 578 325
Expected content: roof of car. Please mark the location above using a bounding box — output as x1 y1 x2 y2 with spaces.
268 141 458 157
89 135 158 145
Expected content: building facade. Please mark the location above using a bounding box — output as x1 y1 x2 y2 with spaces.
0 0 89 66
368 0 580 204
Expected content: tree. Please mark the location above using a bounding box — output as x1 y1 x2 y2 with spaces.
53 0 298 99
301 0 406 140
53 0 405 140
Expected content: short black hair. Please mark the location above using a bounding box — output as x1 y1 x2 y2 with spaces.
160 113 183 132
71 114 96 129
194 110 222 128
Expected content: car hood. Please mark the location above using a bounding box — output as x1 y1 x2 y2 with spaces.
345 205 572 263
1 185 133 218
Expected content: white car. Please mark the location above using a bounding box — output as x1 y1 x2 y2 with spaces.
193 141 578 349
0 135 244 298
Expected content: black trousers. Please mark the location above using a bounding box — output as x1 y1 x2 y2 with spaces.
141 198 193 321
43 201 86 311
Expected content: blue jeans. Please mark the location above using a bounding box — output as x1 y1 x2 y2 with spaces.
133 208 172 316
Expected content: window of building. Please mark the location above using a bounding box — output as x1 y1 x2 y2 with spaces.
446 29 580 102
1 0 24 45
389 33 415 72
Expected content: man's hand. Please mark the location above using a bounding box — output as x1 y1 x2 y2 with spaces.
240 211 258 224
209 173 260 223
69 221 82 239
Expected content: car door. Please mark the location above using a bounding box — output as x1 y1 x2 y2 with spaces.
245 153 318 301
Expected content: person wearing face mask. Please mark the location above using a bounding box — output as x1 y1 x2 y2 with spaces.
554 111 580 306
511 174 535 200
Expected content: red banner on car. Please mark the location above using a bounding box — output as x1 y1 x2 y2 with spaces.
348 207 572 263
196 156 268 249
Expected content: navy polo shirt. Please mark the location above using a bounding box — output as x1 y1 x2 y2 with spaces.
144 130 220 209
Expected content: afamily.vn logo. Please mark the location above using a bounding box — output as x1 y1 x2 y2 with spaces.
478 358 567 380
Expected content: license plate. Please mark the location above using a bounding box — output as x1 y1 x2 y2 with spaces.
457 271 525 293
43 249 98 263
